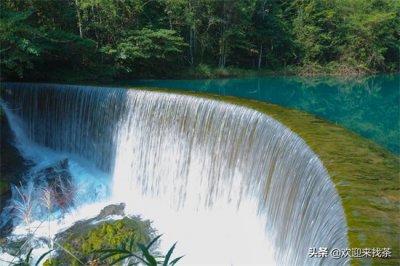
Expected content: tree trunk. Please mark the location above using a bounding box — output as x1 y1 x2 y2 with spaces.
219 30 226 68
258 44 263 69
189 26 194 65
74 0 83 38
219 1 227 68
219 38 225 68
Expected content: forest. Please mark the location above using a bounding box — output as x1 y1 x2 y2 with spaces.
1 0 399 81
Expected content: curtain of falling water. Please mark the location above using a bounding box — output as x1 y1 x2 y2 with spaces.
1 83 127 172
1 83 349 265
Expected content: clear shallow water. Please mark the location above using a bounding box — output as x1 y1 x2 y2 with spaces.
119 74 400 154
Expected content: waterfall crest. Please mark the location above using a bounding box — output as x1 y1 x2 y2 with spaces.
1 83 349 265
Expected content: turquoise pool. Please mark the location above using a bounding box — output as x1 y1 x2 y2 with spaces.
118 74 400 154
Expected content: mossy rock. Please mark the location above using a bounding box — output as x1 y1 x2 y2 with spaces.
51 216 152 266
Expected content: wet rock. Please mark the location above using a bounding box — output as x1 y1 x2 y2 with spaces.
0 181 11 214
97 203 126 219
0 214 13 238
0 111 33 185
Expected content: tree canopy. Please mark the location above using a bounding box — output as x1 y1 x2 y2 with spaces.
1 0 398 80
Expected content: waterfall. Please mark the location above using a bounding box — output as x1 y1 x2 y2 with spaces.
1 83 349 265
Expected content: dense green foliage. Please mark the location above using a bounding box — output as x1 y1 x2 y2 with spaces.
1 0 399 80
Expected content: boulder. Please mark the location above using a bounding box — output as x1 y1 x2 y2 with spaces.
97 203 126 219
48 205 153 265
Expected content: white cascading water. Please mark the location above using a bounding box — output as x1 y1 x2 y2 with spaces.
0 83 349 265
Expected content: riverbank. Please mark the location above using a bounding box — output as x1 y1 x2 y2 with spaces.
3 64 397 83
176 63 389 80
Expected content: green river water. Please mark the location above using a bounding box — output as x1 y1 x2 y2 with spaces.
119 74 399 154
